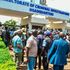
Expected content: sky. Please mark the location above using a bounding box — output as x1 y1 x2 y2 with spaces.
47 0 70 13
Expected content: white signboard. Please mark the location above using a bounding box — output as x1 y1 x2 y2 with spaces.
0 0 70 20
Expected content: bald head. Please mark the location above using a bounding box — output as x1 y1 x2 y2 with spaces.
59 32 65 38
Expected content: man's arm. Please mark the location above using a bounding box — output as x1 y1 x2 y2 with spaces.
26 40 32 60
26 47 30 59
17 44 23 49
48 40 56 60
17 38 23 49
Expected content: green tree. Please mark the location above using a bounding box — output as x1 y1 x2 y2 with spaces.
4 19 16 28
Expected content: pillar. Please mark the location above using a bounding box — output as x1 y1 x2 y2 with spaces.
28 22 32 31
27 15 32 31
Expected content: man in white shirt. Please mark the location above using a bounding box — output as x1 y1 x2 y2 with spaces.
26 30 38 70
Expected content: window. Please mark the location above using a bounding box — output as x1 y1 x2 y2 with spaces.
31 0 40 4
40 0 46 5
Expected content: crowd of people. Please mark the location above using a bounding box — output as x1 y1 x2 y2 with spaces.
0 26 70 70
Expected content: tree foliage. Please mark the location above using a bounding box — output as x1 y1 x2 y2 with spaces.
0 48 16 70
4 19 16 27
67 19 70 23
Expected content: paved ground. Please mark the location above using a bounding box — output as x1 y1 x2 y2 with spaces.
9 50 70 70
33 60 70 70
64 58 70 70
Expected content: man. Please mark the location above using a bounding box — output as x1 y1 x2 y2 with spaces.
0 22 2 38
36 31 43 69
26 30 38 70
66 33 70 58
42 30 51 70
48 32 69 70
21 28 26 64
12 29 23 70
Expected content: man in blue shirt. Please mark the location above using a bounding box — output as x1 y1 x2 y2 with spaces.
48 32 69 70
12 29 23 70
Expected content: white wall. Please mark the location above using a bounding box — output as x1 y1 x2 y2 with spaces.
31 15 48 24
66 23 70 27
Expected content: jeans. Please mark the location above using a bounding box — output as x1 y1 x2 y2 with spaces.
53 65 64 70
28 56 35 70
38 48 42 69
42 56 48 70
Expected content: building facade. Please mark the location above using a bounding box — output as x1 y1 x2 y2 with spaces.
0 0 69 31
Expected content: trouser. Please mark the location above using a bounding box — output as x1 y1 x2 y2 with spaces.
42 54 48 70
15 53 22 70
28 56 36 70
34 57 37 69
38 48 42 69
53 65 64 70
22 50 24 63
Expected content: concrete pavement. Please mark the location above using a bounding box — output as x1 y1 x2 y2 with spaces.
9 50 70 70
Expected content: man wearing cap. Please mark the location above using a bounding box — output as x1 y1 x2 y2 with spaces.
12 29 23 70
48 32 69 70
